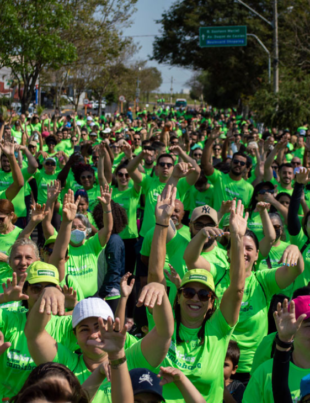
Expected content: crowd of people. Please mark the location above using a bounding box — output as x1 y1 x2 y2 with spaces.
1 105 310 402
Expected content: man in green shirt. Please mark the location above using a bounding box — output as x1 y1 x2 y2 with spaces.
201 127 253 211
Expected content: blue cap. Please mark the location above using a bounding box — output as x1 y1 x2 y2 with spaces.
129 368 165 401
300 374 310 400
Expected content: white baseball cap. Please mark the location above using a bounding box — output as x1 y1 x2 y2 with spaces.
103 128 111 134
72 298 114 328
87 116 93 121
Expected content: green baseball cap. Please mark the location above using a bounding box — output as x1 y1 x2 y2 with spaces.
44 234 57 247
26 261 59 286
180 269 215 292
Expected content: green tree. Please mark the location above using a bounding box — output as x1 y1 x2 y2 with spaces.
0 0 76 112
152 0 296 107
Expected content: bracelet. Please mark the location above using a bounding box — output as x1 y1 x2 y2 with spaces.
103 210 112 214
156 223 169 228
275 333 294 348
109 355 126 369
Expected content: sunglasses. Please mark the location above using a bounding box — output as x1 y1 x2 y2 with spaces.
117 172 129 178
271 165 278 170
193 153 202 157
71 139 78 143
258 189 274 195
171 142 179 145
214 148 221 151
80 174 93 180
180 287 215 302
29 283 56 294
232 159 246 166
45 162 56 167
292 161 301 165
158 162 174 168
134 138 140 141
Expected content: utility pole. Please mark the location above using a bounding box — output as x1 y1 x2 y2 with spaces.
170 76 173 105
273 0 279 93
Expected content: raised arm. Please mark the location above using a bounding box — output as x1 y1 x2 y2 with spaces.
42 180 61 240
18 203 48 239
97 185 113 247
220 200 247 326
275 245 304 289
201 126 221 176
49 190 80 282
102 143 112 184
126 146 144 184
263 192 288 224
25 287 65 364
147 186 176 285
257 202 276 257
57 153 80 187
20 145 38 174
287 168 309 236
115 272 135 329
263 138 287 182
169 145 200 185
0 140 24 201
97 143 107 187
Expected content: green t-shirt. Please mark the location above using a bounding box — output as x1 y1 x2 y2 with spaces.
139 308 234 403
111 187 141 239
86 185 101 212
289 228 310 292
11 128 23 144
0 226 23 273
54 139 72 154
207 169 254 211
244 358 310 403
112 153 125 172
176 225 191 241
139 174 190 237
0 168 32 217
247 212 264 242
59 274 85 303
34 170 59 206
213 268 281 373
66 233 103 298
183 185 214 217
251 332 276 375
0 310 77 399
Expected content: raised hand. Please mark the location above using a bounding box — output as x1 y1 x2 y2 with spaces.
209 125 221 140
305 137 310 152
229 199 248 237
122 141 133 159
275 136 288 151
39 287 65 316
172 162 195 179
155 185 176 225
30 203 48 224
169 145 183 155
0 331 11 356
63 189 80 222
97 184 112 206
273 299 306 343
2 273 29 303
137 282 166 309
256 201 271 212
98 142 106 158
120 272 135 298
47 180 62 203
158 367 185 386
278 245 300 267
164 264 181 290
220 199 235 216
87 317 127 360
0 138 15 157
200 226 226 239
295 167 310 185
62 285 77 310
141 148 153 161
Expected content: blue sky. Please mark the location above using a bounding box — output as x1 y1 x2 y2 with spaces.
122 0 194 93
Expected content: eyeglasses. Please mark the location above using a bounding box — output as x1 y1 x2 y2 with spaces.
214 148 221 151
71 139 78 143
232 159 246 166
258 189 274 195
180 287 215 302
117 172 129 178
45 162 56 167
271 165 278 170
158 162 174 168
273 225 282 230
193 153 202 157
193 222 216 231
43 246 53 256
80 174 93 180
134 138 140 141
171 142 179 145
292 161 301 165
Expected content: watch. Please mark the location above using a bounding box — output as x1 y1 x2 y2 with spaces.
109 355 127 369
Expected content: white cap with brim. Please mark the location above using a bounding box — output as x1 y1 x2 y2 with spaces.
44 157 56 164
72 297 114 328
103 128 112 134
87 116 93 121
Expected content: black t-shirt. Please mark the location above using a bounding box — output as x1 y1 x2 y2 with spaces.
226 380 245 403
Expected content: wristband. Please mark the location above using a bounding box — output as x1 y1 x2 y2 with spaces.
156 223 169 228
103 210 112 214
109 355 126 369
275 333 294 348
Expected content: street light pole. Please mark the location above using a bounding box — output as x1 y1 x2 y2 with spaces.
247 34 271 84
273 0 279 93
235 0 278 94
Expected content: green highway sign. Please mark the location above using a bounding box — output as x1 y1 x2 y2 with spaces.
199 26 247 48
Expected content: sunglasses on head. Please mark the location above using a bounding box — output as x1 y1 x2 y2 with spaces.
258 189 274 195
180 287 215 302
232 159 246 166
117 172 129 178
80 174 93 180
45 161 56 167
158 162 174 168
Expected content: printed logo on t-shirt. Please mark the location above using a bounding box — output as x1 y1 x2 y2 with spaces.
225 187 240 197
6 349 35 371
152 191 160 201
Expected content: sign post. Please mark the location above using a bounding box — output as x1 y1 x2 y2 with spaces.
119 95 125 114
83 98 89 115
199 26 247 47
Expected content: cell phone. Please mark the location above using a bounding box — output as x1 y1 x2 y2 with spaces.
34 133 39 141
74 145 81 153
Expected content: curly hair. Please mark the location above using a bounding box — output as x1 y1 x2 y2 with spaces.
92 200 128 234
10 362 89 403
72 163 94 185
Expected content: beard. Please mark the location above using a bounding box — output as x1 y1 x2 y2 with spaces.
190 229 216 250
